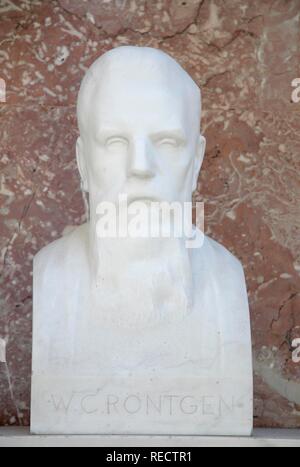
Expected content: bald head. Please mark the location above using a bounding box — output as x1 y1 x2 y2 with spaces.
77 46 201 135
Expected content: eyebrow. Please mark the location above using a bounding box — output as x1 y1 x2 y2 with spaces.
96 127 126 142
149 129 187 143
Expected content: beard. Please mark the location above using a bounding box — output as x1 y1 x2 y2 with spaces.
88 220 194 330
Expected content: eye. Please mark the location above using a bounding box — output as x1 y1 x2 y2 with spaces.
106 136 129 149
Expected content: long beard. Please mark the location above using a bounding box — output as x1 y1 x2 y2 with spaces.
89 233 194 330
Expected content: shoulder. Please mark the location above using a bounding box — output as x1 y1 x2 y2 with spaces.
34 223 89 276
32 224 89 368
203 235 245 278
193 235 249 320
200 235 250 333
193 234 245 284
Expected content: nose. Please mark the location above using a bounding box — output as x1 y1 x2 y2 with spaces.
127 137 156 179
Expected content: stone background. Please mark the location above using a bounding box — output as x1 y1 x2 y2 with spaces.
0 0 300 428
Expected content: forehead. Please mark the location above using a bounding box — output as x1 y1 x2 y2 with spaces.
89 79 188 134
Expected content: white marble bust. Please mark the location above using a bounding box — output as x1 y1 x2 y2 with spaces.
31 46 253 436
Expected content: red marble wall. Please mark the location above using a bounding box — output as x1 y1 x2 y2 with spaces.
0 0 300 428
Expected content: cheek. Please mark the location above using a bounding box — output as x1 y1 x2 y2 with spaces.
158 158 193 201
87 145 128 188
163 151 193 184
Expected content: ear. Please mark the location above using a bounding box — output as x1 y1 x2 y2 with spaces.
76 137 89 192
192 134 206 192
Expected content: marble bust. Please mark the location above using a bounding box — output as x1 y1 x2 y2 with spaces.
31 46 253 436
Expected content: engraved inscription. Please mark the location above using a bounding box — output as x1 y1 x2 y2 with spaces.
49 390 246 417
